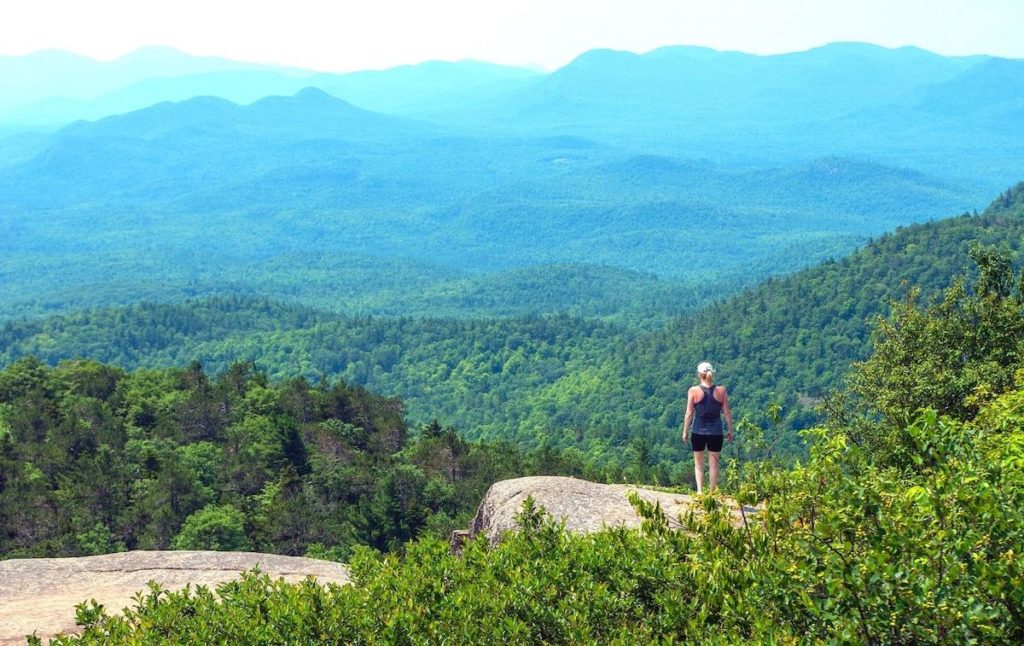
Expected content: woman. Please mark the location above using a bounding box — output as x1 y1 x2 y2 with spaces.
681 361 734 493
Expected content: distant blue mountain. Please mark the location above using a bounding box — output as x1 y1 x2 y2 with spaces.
0 84 983 325
0 46 305 116
57 88 434 142
794 56 1024 184
1 43 1016 320
310 59 541 114
913 57 1024 117
431 43 981 131
365 42 1016 188
3 42 1020 190
1 70 313 126
0 50 539 128
7 90 443 206
0 130 50 168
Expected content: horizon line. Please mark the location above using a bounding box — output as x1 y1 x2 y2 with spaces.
1 39 1010 76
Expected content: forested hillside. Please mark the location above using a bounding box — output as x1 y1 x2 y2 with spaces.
5 184 1022 469
618 182 1024 430
37 218 1024 644
0 359 606 561
0 258 718 326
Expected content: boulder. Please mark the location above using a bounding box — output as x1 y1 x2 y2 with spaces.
0 550 349 645
467 476 754 546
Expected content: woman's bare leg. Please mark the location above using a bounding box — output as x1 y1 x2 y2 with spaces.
693 450 705 493
708 451 721 491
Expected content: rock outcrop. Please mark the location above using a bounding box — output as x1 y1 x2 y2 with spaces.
0 550 350 645
467 476 754 546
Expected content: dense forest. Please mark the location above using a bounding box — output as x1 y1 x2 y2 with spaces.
38 213 1024 644
9 183 1020 566
0 138 968 323
0 359 616 561
4 183 1023 468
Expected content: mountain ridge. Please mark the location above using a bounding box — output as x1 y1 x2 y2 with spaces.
3 182 1021 462
0 85 976 307
3 41 1021 192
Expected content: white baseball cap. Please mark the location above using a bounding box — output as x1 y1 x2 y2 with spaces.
697 361 715 375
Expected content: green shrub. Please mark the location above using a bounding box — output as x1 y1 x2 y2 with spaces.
171 504 251 552
51 389 1024 643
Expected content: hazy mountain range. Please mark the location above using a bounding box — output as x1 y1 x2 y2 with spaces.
1 42 1021 321
3 42 1020 186
0 46 536 128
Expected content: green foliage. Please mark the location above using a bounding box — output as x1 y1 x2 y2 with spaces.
850 245 1024 431
171 504 251 551
75 523 125 557
46 386 1024 643
0 360 603 560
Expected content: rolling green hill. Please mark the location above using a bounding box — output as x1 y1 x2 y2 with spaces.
5 42 1020 326
4 183 1022 466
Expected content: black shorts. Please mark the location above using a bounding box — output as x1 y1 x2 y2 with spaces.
692 434 724 453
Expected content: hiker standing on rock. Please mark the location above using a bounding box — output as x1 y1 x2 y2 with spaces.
682 361 734 493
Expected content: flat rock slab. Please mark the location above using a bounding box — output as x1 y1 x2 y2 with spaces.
0 550 350 645
469 476 754 545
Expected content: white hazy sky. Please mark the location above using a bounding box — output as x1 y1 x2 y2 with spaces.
3 0 1023 71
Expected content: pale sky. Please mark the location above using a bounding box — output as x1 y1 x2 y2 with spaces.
2 0 1022 71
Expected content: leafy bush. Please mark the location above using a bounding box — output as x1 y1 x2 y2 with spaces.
171 505 251 551
45 388 1024 642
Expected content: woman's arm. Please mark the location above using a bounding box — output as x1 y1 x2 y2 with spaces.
721 387 734 442
682 388 695 442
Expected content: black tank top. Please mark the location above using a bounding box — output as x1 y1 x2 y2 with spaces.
693 385 723 435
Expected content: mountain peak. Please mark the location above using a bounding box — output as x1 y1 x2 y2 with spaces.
114 46 192 63
563 48 641 68
293 86 342 101
806 41 893 53
645 45 724 59
247 87 361 113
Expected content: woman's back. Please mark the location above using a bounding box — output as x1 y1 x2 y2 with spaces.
693 384 723 435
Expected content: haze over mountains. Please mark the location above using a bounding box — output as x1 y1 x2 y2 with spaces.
4 41 1020 322
3 42 1021 185
0 46 536 128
